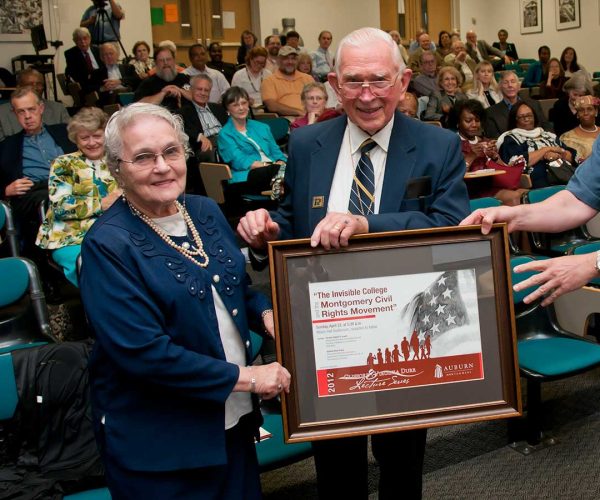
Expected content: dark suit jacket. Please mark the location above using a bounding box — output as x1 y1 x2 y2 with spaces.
65 45 105 91
89 64 141 94
467 40 504 64
0 124 77 197
80 196 267 471
271 111 470 239
484 98 552 139
177 102 228 153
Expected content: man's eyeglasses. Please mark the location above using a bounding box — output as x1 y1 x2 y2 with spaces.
119 145 184 168
338 72 401 98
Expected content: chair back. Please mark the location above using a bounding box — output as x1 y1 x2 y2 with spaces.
0 258 29 307
199 162 232 204
261 117 290 142
570 241 600 286
0 200 19 256
118 92 135 106
0 352 18 420
469 197 501 212
538 98 558 121
518 88 530 100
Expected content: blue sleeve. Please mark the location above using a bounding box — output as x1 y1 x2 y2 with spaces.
567 139 600 211
499 135 528 164
217 127 255 173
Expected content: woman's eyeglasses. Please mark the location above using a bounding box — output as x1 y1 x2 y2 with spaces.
119 145 184 168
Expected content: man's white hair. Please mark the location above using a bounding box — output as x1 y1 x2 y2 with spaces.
334 27 404 76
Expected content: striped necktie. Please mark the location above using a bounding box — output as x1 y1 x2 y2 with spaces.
349 138 377 215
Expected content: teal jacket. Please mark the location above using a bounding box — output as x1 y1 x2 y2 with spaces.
217 118 286 183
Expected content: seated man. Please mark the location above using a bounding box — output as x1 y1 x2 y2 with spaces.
410 50 439 97
207 42 236 83
261 46 314 117
0 68 70 141
177 74 228 193
65 27 103 97
89 42 140 106
134 46 191 112
408 32 442 74
465 30 510 70
183 44 230 103
264 35 281 73
484 70 551 138
444 40 477 89
311 31 334 82
0 87 76 261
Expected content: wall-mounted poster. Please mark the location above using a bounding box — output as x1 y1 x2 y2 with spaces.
555 0 580 30
0 0 44 41
520 0 543 34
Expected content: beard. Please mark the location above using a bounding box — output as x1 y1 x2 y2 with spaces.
157 66 177 82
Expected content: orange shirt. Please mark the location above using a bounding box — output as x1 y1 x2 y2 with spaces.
261 70 314 114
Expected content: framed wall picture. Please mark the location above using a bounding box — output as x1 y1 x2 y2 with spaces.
520 0 543 34
555 0 580 30
269 225 522 443
0 0 44 42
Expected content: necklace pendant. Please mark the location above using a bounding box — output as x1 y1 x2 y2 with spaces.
181 241 191 250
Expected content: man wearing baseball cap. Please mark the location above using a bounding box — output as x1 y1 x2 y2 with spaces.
261 45 314 116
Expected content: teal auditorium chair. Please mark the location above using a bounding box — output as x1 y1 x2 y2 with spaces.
0 201 19 256
510 255 600 452
0 257 56 348
468 197 521 254
570 241 600 287
250 331 313 471
522 186 595 256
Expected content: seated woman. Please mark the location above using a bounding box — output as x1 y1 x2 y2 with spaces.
36 107 120 286
297 53 318 82
398 91 418 119
423 66 467 126
560 46 587 78
539 58 567 99
492 29 518 61
498 101 574 189
550 73 596 137
79 102 290 499
231 47 272 110
560 96 600 163
237 30 257 65
436 30 453 60
291 82 328 129
217 86 286 195
466 61 502 109
454 99 525 205
130 41 155 80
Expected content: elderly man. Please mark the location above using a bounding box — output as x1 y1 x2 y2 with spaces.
484 70 551 138
89 42 140 105
265 35 282 73
408 32 441 74
134 47 191 112
177 74 228 191
410 50 439 97
0 68 70 141
311 30 334 82
0 88 76 261
183 44 230 103
261 46 314 116
444 39 477 89
65 27 103 92
238 27 469 499
462 139 600 306
465 30 510 70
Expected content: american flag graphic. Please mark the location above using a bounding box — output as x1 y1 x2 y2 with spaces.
401 271 469 341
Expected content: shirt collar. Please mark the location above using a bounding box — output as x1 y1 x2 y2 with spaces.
347 115 394 154
24 124 47 138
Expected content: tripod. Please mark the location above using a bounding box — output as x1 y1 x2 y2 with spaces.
93 5 128 59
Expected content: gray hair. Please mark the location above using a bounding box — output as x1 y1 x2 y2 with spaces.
100 42 120 57
563 72 594 95
104 103 190 174
72 27 91 41
301 82 327 101
190 73 213 88
499 70 519 82
67 107 108 144
334 27 403 76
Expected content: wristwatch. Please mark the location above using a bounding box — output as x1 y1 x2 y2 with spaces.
595 251 600 274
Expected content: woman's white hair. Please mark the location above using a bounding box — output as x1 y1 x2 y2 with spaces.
334 27 404 76
104 103 190 174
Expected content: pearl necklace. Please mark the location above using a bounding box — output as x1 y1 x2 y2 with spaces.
579 124 599 133
127 200 210 268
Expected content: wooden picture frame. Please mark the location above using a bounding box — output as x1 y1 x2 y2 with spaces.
520 0 543 34
269 225 522 443
555 0 580 30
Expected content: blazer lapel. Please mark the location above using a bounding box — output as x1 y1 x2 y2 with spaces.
308 116 346 231
379 112 417 213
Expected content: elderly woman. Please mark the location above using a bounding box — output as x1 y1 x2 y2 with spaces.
498 101 574 188
130 41 155 79
560 96 600 163
36 107 119 286
291 82 328 129
492 29 518 61
423 66 467 126
550 73 597 137
217 86 286 194
237 30 257 65
466 61 502 109
539 58 567 99
79 103 290 499
231 46 272 109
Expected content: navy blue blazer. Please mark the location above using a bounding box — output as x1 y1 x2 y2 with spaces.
80 196 269 471
0 124 77 197
272 111 470 238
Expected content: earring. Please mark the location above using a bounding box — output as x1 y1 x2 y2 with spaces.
115 167 120 173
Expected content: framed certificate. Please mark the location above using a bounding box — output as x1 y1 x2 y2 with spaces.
268 225 521 443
